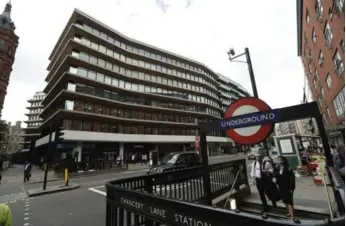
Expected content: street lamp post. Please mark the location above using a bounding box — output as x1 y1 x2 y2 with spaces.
227 47 270 156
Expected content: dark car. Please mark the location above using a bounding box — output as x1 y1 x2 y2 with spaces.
147 151 202 174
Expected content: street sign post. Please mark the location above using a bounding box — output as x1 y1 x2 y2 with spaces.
223 97 278 145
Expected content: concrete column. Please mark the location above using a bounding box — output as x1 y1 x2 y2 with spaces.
119 142 124 160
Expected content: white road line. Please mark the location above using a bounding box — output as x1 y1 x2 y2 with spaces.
24 223 29 226
122 169 148 174
24 217 29 220
25 208 29 211
24 213 29 216
88 187 106 196
92 185 105 189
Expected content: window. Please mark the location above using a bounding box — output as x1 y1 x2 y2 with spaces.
341 39 345 52
65 100 74 110
333 87 345 117
324 21 333 48
84 103 94 112
336 0 345 13
318 50 324 65
325 73 332 88
312 28 317 43
67 83 76 91
0 39 4 50
83 122 93 131
315 0 323 21
72 50 79 58
326 107 331 120
320 87 325 99
333 50 344 76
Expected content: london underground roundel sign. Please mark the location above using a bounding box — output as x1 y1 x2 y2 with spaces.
223 97 275 145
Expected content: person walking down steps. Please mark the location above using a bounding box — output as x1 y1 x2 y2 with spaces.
23 161 32 183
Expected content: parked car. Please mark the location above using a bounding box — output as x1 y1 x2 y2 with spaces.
147 151 202 174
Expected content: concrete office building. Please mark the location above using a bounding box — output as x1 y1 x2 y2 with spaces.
296 0 345 143
217 74 250 113
21 91 45 153
35 9 249 165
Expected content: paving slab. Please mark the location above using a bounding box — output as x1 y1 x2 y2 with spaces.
242 176 336 214
27 183 80 197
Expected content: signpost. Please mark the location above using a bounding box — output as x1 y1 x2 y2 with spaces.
222 97 279 145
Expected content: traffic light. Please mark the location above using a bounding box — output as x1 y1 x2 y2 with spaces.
56 127 65 142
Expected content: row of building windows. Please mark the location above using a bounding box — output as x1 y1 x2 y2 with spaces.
63 119 200 136
30 102 42 107
67 82 221 117
27 122 42 128
32 95 45 101
27 115 42 121
218 81 246 97
65 100 200 124
28 108 42 114
68 66 220 108
71 49 218 99
73 36 218 91
77 23 217 83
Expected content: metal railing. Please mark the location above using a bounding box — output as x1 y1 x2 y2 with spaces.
105 160 345 226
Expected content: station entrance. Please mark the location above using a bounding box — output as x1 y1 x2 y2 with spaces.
105 100 345 226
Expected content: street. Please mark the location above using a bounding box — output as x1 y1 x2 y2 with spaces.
1 155 246 226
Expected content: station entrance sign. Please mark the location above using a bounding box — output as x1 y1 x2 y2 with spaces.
222 97 280 145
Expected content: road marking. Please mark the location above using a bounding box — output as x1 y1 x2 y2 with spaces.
92 185 105 189
88 187 106 196
122 169 148 174
24 217 29 220
24 223 29 226
24 212 29 216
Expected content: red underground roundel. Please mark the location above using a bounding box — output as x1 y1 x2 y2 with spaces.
223 97 274 145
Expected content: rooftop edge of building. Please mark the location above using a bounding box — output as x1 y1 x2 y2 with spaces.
47 8 228 84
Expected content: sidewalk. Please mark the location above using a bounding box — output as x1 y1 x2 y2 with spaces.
243 175 335 214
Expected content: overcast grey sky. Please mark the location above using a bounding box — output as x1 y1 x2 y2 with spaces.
2 0 305 124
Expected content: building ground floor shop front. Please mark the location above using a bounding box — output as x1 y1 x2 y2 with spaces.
33 131 236 171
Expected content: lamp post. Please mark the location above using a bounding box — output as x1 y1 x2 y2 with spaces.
227 47 270 156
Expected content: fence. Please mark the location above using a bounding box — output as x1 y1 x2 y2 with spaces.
105 159 345 226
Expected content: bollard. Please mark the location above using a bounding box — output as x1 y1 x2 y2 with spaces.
65 168 69 186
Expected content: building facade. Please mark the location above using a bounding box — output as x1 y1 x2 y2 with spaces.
296 0 345 142
21 91 45 153
0 2 19 117
5 121 24 154
217 73 250 113
35 9 249 167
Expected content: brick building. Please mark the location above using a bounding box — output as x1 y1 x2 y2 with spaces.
0 2 18 117
297 0 345 143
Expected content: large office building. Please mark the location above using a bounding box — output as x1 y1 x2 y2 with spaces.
22 92 45 152
296 0 345 143
35 9 249 165
217 74 250 113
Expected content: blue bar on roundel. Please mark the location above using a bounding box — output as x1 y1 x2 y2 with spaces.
219 109 280 131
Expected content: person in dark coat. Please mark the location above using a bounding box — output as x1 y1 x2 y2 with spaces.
23 161 32 183
275 156 296 221
250 152 279 212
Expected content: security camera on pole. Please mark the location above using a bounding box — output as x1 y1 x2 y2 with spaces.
227 47 270 156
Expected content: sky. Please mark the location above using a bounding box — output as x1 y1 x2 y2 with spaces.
1 0 306 125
